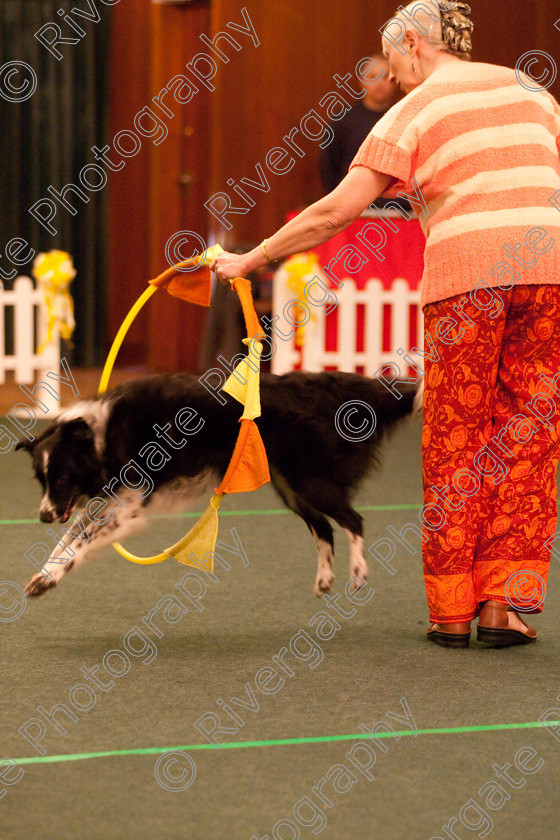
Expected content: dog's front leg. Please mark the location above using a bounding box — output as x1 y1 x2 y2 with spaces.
24 514 105 596
24 499 146 597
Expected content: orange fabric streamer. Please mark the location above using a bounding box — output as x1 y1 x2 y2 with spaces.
149 260 212 307
232 277 263 339
217 418 270 495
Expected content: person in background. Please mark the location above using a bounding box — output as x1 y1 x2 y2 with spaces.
320 53 405 211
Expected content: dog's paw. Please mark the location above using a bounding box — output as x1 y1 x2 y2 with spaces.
24 573 56 597
350 564 368 590
314 571 334 598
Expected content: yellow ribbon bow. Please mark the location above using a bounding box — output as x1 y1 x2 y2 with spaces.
33 250 76 353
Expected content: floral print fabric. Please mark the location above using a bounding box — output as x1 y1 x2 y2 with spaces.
422 285 560 622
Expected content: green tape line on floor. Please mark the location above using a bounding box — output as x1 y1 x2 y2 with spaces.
0 504 422 526
13 720 560 766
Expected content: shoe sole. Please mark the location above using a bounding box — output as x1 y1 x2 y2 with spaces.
427 631 470 649
477 627 537 647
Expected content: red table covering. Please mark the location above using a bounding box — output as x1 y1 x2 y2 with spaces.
285 213 425 356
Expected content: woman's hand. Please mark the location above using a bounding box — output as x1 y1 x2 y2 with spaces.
210 251 251 284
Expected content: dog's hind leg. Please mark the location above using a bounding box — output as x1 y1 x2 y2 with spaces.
342 529 368 589
307 512 336 597
300 505 336 597
270 470 336 596
24 495 147 597
294 480 368 590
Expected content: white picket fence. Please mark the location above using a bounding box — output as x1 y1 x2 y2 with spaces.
0 276 60 385
272 265 423 375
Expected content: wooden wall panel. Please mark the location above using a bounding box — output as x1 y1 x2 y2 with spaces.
473 0 559 100
208 0 395 245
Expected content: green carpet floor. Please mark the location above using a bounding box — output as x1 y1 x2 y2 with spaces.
1 418 559 839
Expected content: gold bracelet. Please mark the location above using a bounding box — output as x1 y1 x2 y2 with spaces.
259 238 270 262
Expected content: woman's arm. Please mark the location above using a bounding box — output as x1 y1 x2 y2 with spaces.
211 167 392 281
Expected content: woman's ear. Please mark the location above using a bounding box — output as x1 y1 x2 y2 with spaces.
404 29 420 54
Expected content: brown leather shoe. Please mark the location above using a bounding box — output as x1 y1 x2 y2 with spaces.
477 600 537 647
427 621 471 648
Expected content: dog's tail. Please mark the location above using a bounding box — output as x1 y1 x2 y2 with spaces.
412 377 424 418
371 376 423 424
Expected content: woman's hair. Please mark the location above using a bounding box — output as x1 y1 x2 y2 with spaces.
396 1 474 61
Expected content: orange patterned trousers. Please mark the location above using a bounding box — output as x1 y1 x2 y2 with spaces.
422 284 560 622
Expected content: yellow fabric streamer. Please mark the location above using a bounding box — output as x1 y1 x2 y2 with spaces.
222 338 263 420
33 250 76 353
164 493 223 573
110 494 223 572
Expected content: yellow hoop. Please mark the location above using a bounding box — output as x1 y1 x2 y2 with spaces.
98 286 156 396
97 252 266 569
97 285 170 565
110 542 169 565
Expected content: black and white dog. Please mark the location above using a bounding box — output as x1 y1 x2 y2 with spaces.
16 371 417 598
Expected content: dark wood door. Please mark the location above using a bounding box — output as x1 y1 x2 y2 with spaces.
147 0 212 373
108 0 152 368
109 0 211 373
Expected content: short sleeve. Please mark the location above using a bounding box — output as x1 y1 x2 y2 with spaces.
350 135 413 197
347 90 423 198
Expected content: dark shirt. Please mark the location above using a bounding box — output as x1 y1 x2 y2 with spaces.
319 101 410 211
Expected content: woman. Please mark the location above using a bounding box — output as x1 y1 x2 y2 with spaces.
212 1 560 647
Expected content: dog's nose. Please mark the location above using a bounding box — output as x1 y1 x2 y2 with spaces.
40 510 55 523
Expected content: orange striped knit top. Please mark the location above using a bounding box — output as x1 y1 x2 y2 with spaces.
350 62 560 307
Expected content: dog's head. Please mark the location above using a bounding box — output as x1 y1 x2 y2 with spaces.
16 418 105 523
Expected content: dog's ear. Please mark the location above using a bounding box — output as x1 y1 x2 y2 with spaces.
15 438 35 452
15 423 59 452
60 418 94 445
